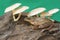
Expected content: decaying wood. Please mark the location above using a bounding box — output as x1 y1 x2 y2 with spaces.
38 35 58 40
0 12 60 40
24 17 53 30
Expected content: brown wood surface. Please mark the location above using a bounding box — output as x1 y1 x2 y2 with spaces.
0 12 60 40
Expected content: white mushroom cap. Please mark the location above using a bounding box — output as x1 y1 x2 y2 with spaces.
45 8 59 22
47 8 60 16
5 3 21 13
27 8 46 17
13 6 29 15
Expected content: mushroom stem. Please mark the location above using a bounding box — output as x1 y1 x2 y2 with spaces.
40 12 47 18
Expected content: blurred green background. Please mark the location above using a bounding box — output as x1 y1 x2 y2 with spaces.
0 0 60 22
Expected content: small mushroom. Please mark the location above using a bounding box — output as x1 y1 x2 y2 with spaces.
40 8 59 17
27 8 46 17
47 8 59 16
5 3 21 13
40 8 59 22
47 8 59 22
12 6 29 21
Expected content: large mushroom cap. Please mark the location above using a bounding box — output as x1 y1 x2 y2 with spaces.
27 8 46 17
5 3 21 13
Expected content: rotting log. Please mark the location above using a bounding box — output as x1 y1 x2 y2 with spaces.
0 12 60 40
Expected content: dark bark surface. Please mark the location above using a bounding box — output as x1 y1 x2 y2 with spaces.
0 12 60 40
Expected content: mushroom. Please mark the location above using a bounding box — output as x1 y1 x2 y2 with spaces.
4 3 29 21
5 3 21 13
13 6 29 21
47 8 59 16
27 8 46 17
40 8 59 17
46 8 59 22
40 8 59 22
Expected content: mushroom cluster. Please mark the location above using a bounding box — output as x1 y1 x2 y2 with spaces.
4 3 60 30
